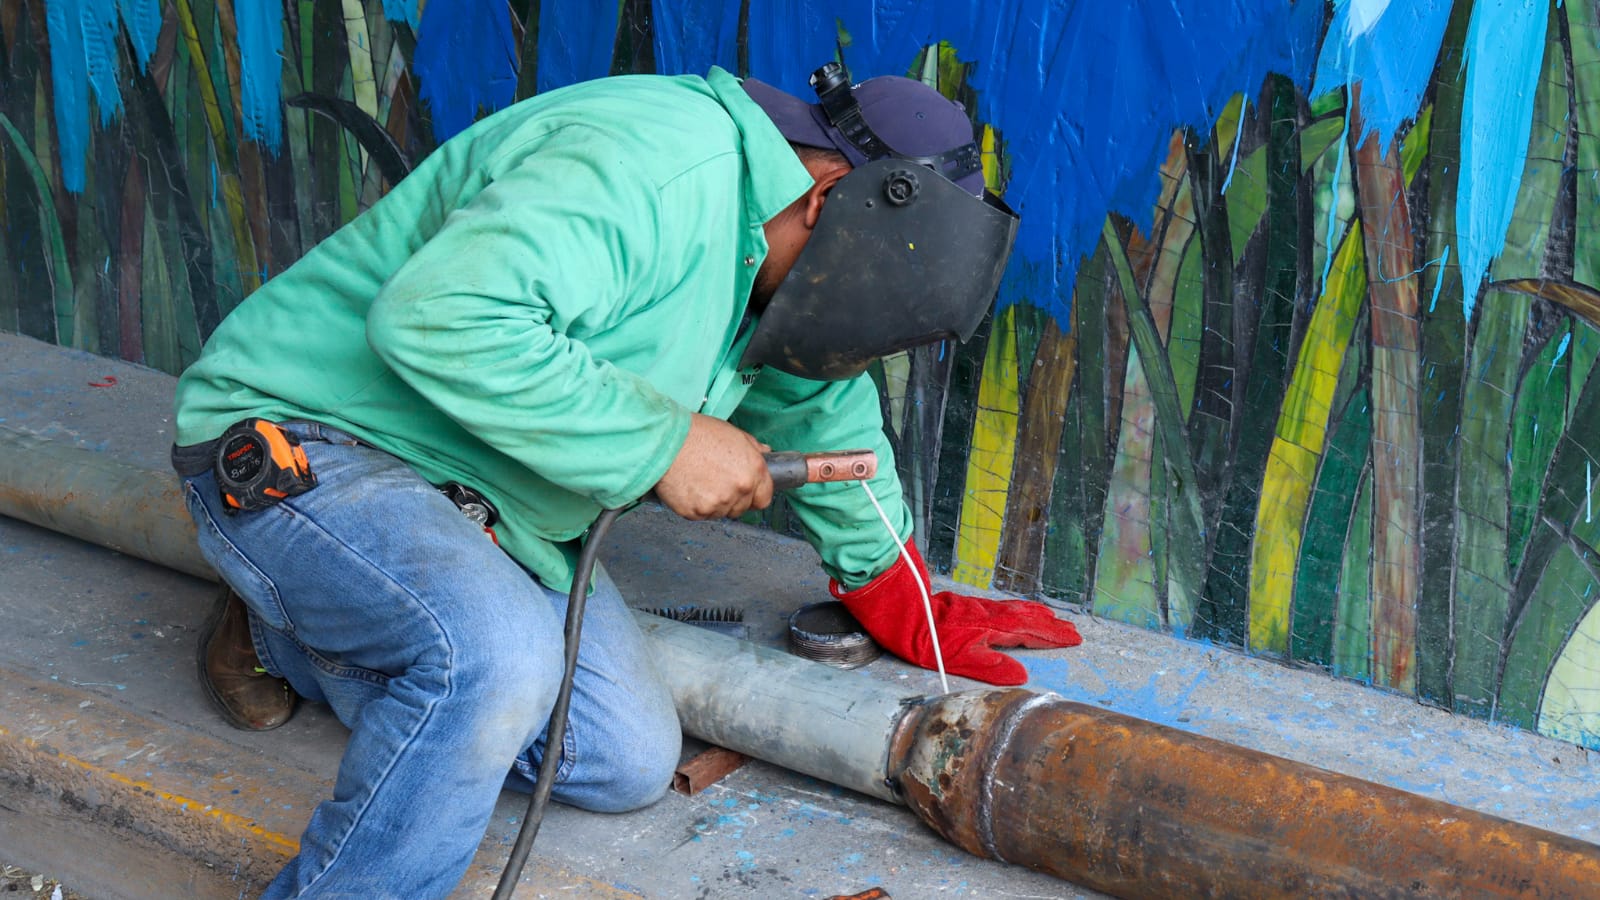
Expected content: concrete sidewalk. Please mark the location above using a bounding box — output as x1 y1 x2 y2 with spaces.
3 330 1599 899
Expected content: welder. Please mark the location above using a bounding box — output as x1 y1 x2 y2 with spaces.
169 60 1081 899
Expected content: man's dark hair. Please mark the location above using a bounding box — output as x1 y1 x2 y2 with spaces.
791 143 849 170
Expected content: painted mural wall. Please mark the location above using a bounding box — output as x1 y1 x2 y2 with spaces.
5 0 1600 752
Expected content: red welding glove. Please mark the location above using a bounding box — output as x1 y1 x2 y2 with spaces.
830 539 1082 686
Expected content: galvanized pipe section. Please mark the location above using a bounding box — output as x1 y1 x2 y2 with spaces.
890 689 1600 899
0 424 919 801
639 617 918 801
0 425 212 580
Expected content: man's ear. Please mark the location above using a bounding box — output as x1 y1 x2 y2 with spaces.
801 165 852 230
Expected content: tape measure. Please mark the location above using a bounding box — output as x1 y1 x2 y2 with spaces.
214 418 318 513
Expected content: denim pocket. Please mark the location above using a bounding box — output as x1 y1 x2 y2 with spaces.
183 480 296 634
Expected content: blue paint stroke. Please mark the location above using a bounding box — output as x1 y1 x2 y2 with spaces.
1024 657 1211 732
1456 0 1550 321
744 0 1326 327
652 0 743 77
535 0 617 97
1427 245 1450 312
80 0 121 126
1219 98 1247 195
1311 0 1453 155
236 0 285 152
44 0 163 192
44 2 93 195
1323 70 1354 289
1554 331 1572 366
46 0 117 193
382 0 421 32
117 0 162 69
412 0 519 141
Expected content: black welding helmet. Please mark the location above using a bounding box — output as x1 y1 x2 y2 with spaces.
740 63 1019 381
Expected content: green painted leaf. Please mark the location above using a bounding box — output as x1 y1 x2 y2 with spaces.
1334 464 1374 682
0 112 75 346
72 145 109 355
1293 386 1373 666
1511 324 1600 680
1399 103 1432 187
1509 323 1571 568
0 180 16 334
1103 221 1206 631
1225 145 1267 264
1041 384 1088 603
1568 0 1600 287
1042 241 1113 600
1415 0 1474 707
1310 90 1344 119
1453 286 1532 716
1169 231 1203 416
140 202 182 374
1299 116 1344 175
1499 539 1599 729
1571 324 1600 422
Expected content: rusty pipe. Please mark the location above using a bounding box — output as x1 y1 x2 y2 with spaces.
889 689 1600 899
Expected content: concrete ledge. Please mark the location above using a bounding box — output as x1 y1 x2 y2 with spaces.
0 652 652 900
0 670 299 894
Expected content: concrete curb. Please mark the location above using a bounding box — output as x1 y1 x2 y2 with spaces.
0 667 295 897
0 662 645 899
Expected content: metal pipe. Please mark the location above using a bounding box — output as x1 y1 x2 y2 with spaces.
0 425 211 580
890 689 1600 898
6 424 1600 896
0 424 919 801
638 615 918 801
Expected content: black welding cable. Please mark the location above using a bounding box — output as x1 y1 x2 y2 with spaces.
493 506 623 899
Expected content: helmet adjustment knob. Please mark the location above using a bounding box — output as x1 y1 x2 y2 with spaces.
883 169 920 206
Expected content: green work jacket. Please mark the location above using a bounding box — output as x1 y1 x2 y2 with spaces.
173 67 909 592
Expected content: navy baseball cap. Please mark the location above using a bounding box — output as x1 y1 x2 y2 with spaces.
742 73 986 196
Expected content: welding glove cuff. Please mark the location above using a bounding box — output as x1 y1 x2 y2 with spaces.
829 538 1082 686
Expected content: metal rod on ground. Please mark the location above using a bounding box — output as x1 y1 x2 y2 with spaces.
5 423 1600 898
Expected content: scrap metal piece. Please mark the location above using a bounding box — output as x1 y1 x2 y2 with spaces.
672 746 749 796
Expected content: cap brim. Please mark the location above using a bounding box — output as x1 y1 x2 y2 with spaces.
741 78 834 150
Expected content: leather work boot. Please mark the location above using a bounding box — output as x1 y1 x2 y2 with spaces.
197 586 297 731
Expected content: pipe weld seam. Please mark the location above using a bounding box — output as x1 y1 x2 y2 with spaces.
979 691 1056 863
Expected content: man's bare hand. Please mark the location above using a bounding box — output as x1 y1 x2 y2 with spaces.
654 414 774 520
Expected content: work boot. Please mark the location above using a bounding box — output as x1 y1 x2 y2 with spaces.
197 586 297 731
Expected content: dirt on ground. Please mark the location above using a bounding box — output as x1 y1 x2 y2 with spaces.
0 865 89 900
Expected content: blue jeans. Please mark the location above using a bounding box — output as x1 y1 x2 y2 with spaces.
181 423 681 899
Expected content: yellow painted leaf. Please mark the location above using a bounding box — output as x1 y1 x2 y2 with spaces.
1248 228 1367 653
1538 598 1600 749
953 307 1020 588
